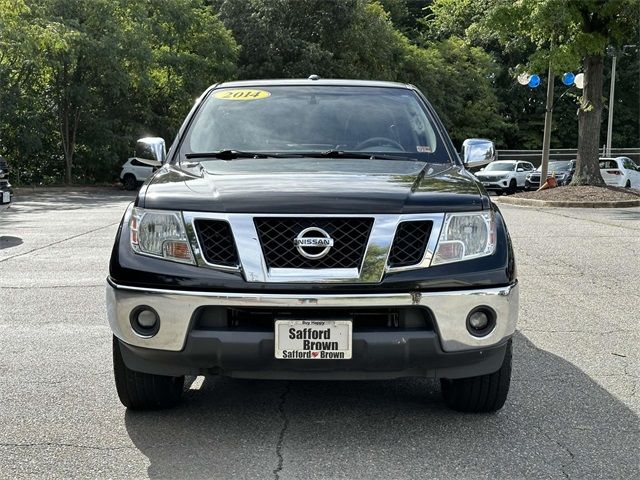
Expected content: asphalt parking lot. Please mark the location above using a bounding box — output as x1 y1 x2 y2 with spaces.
0 190 638 479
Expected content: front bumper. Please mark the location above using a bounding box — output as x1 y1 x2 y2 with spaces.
108 279 518 359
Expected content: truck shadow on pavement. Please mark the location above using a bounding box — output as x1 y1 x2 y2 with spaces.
124 332 638 479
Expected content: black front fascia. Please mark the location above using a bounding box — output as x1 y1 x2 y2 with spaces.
109 202 516 293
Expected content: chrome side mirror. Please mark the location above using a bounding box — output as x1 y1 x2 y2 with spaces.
135 137 166 167
461 138 496 169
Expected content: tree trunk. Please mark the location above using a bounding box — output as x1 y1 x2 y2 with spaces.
572 54 605 186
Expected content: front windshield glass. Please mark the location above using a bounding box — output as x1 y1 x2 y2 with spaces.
181 86 449 163
484 162 516 171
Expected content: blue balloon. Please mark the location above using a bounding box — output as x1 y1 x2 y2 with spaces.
562 72 575 86
528 74 541 88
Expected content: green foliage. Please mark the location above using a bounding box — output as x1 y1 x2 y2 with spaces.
0 0 237 185
1 0 637 185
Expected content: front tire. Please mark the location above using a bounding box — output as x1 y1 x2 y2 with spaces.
440 339 512 413
113 336 184 410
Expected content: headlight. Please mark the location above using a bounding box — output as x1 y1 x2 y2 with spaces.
130 207 194 264
432 212 497 265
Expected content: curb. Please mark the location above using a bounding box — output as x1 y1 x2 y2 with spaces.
493 196 640 208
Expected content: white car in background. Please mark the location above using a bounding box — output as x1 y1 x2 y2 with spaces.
474 160 535 194
120 157 154 190
599 157 640 188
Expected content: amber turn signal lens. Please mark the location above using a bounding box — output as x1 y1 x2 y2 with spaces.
163 240 192 260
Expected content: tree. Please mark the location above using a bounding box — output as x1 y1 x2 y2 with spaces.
0 0 238 185
486 0 639 185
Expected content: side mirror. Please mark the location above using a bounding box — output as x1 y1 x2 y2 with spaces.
461 139 496 168
135 137 166 167
517 168 524 172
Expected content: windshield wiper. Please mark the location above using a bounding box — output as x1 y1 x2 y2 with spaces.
185 150 296 160
184 149 416 161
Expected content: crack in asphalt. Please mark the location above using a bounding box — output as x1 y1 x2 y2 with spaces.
273 382 291 480
504 414 577 478
0 222 119 263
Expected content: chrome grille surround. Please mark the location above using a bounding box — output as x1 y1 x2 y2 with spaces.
182 212 446 283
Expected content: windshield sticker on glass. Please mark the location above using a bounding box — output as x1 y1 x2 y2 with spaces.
417 146 432 153
213 89 271 101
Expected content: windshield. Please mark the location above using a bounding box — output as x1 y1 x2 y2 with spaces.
537 162 571 172
484 162 516 172
181 86 449 163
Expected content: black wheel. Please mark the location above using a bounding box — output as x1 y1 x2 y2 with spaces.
113 336 184 410
440 339 512 413
122 174 137 191
625 180 631 188
507 179 517 195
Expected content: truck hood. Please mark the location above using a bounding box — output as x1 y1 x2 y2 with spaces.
140 158 487 213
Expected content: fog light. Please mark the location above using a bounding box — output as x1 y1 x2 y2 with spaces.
466 307 496 337
130 306 160 337
469 311 489 330
137 309 158 328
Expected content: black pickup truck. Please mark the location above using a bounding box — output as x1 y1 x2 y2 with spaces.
107 78 518 413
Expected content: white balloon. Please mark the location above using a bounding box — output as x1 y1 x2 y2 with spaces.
574 73 584 89
517 73 531 85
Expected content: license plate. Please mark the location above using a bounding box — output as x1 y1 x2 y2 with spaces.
275 319 352 360
1 192 8 203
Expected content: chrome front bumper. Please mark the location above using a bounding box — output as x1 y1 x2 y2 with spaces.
107 280 519 353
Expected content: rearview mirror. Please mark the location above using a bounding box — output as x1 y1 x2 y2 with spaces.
461 138 496 169
135 137 166 167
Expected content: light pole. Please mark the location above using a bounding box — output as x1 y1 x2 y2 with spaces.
605 44 636 157
540 65 555 186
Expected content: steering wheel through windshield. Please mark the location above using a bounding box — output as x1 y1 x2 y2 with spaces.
354 137 405 152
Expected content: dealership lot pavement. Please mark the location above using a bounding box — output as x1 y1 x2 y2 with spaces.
0 191 638 479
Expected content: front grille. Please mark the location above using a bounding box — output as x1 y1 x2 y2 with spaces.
388 221 433 268
254 218 373 269
194 219 239 267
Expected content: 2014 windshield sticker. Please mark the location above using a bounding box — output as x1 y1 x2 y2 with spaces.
213 89 271 100
417 145 432 153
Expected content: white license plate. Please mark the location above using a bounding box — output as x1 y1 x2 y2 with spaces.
1 192 8 203
275 319 352 360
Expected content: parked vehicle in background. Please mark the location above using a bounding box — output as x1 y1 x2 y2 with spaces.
525 160 576 190
120 157 154 190
474 160 534 194
0 156 12 212
599 157 640 188
461 138 496 169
